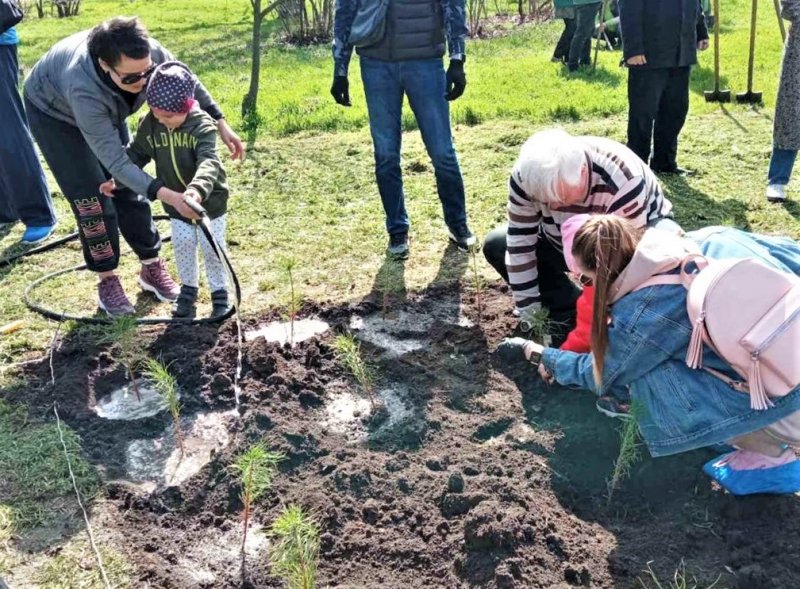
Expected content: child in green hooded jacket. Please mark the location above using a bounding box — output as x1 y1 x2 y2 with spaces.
101 61 229 318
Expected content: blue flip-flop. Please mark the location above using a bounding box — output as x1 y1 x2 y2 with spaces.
703 453 800 495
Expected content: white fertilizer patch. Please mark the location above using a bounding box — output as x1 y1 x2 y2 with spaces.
350 297 473 357
124 410 234 489
177 524 268 587
323 385 416 443
94 381 170 420
245 317 330 345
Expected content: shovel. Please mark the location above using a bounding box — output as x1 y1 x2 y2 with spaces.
592 0 611 71
736 0 763 104
704 0 731 102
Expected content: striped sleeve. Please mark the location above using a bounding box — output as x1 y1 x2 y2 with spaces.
505 175 542 311
606 175 652 227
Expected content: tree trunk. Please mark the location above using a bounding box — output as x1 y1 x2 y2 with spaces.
242 3 263 119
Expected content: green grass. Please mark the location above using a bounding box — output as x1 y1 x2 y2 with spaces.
0 400 98 556
14 0 785 135
33 539 132 589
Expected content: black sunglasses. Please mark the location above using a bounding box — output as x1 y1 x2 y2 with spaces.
114 64 156 85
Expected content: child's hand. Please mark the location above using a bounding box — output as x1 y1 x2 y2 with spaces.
184 188 202 203
99 179 116 197
538 363 554 385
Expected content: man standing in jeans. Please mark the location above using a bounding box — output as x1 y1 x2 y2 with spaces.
330 0 476 260
567 0 602 72
620 0 708 174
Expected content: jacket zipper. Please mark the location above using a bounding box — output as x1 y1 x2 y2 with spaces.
750 303 800 359
168 129 189 189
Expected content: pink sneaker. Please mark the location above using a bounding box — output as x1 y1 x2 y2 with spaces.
98 275 135 316
138 259 180 302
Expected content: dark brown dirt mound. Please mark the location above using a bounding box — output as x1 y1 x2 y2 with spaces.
5 282 800 588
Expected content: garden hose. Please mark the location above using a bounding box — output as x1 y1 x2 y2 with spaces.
10 207 241 325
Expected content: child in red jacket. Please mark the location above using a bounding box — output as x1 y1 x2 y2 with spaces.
559 214 593 354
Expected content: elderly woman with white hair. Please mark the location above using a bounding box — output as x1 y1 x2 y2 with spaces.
483 128 679 344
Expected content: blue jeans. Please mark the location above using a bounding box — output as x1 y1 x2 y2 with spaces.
768 147 797 186
359 56 467 236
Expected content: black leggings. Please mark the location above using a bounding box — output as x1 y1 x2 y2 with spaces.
483 225 581 340
25 96 160 272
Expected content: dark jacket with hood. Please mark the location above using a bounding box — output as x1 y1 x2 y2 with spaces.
127 108 228 221
620 0 709 69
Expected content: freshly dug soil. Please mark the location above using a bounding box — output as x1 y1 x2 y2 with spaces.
6 281 800 589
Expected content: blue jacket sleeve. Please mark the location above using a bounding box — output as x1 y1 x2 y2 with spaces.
619 0 645 60
333 0 357 77
541 293 685 397
441 0 468 58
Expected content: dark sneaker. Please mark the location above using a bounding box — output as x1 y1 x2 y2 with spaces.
172 284 198 319
651 165 694 177
596 395 631 420
98 275 135 316
210 289 229 319
387 232 409 260
139 259 180 302
448 224 478 252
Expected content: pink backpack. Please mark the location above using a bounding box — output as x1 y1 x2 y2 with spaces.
639 255 800 410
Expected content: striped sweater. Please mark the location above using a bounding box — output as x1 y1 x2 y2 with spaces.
505 136 673 312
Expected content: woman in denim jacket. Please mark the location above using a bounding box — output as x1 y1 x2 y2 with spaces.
499 215 800 495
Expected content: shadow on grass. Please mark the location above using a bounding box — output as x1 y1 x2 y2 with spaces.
661 173 752 231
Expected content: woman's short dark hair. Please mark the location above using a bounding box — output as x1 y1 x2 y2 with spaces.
87 17 150 66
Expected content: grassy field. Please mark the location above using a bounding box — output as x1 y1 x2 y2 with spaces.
1 1 799 584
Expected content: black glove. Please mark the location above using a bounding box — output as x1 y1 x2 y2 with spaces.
445 59 466 101
495 337 531 364
330 75 351 107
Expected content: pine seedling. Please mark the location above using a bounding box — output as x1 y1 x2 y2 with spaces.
332 333 378 410
519 306 551 343
280 256 301 346
269 504 320 589
470 246 484 323
374 260 405 317
143 359 184 456
231 444 284 556
606 406 642 505
96 316 146 402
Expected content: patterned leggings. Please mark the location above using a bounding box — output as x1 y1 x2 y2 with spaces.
171 215 228 292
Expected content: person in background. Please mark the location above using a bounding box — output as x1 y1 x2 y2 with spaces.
23 17 243 316
766 0 800 203
552 0 577 64
0 24 57 245
498 216 800 495
567 0 602 72
100 62 230 319
331 0 476 260
482 129 677 347
620 0 708 175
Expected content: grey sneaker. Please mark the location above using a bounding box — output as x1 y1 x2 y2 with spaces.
139 259 180 302
172 284 198 319
387 232 409 260
448 224 478 252
596 395 631 420
766 184 787 203
98 275 135 316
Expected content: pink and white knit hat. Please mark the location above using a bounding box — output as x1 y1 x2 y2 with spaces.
146 61 197 114
561 214 592 274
